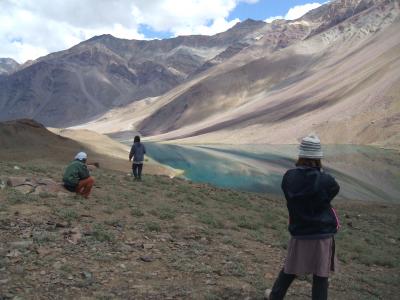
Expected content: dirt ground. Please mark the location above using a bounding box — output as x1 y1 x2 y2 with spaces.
0 160 399 299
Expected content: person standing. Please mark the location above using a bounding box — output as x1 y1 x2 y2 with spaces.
129 135 146 180
63 152 95 198
266 134 340 300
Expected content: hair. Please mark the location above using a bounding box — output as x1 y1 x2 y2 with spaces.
295 157 322 169
134 135 140 143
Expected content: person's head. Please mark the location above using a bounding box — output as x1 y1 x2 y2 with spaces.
134 135 140 143
74 151 87 163
296 134 323 169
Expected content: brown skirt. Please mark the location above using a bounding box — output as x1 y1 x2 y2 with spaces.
283 237 337 277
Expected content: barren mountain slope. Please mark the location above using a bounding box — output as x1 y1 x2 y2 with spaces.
0 20 272 127
128 0 399 148
0 119 175 175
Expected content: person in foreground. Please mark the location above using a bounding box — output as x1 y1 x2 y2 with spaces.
63 152 95 198
129 135 146 180
265 134 340 300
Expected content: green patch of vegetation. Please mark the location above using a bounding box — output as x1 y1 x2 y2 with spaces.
5 189 39 204
151 206 176 220
222 236 242 248
145 221 161 232
91 224 114 242
197 212 224 229
33 231 57 244
225 260 246 277
57 208 79 222
236 215 261 230
38 191 55 198
104 219 123 228
131 207 144 217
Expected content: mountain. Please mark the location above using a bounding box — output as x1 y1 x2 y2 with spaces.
0 58 19 75
0 19 267 127
1 0 399 149
81 0 398 149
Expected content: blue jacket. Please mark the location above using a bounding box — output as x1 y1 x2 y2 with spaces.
129 142 146 163
281 167 340 238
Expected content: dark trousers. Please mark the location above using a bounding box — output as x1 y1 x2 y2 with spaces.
269 270 328 300
132 163 143 179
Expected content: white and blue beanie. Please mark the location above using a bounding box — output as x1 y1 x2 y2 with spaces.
298 134 323 159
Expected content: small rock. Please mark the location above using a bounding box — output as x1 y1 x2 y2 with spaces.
140 255 154 262
120 244 133 252
14 166 20 170
81 271 92 280
64 227 82 244
52 261 62 270
6 249 21 258
55 221 68 228
7 177 32 187
14 185 35 194
68 275 73 280
40 270 46 275
205 280 215 285
120 263 126 269
0 278 9 284
142 243 154 250
156 233 173 242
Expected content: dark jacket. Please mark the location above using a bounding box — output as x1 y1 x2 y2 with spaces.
129 142 146 163
63 160 90 187
281 167 340 238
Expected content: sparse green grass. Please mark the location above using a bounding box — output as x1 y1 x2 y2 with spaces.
33 231 57 244
151 206 176 220
197 212 224 229
91 224 114 242
57 208 79 222
145 221 161 232
5 189 38 204
236 215 261 230
0 159 399 299
131 207 144 217
38 191 55 198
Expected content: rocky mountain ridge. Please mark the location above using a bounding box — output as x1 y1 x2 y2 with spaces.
77 0 399 148
0 58 19 75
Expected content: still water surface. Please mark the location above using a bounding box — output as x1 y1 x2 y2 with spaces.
127 142 400 202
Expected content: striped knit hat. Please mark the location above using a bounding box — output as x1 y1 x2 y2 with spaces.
298 134 323 159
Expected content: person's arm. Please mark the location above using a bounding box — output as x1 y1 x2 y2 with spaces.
78 163 90 179
327 175 340 201
129 144 135 161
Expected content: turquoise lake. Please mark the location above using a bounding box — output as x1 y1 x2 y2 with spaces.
124 142 400 202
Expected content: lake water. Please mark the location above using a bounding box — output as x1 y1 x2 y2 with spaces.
125 142 400 202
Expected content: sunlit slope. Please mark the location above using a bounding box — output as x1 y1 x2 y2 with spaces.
76 1 399 149
0 119 177 176
137 2 400 148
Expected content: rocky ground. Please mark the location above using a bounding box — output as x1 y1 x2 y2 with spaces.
0 160 399 299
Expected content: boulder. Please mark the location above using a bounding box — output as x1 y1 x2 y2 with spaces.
5 176 72 196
